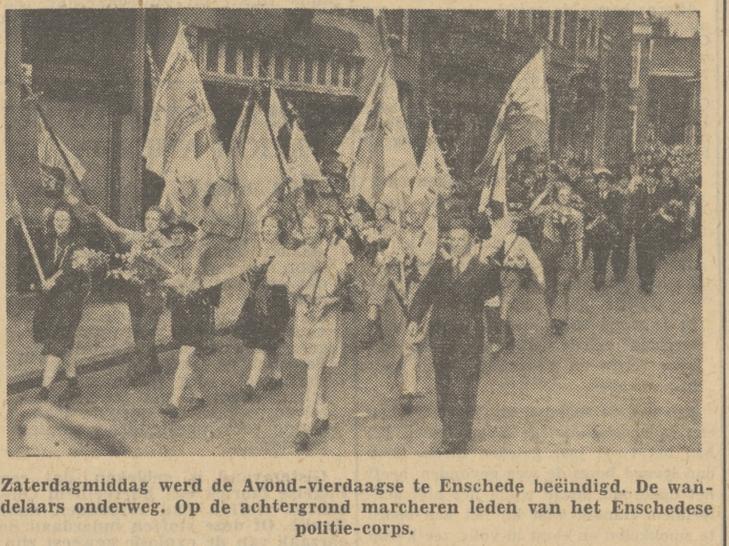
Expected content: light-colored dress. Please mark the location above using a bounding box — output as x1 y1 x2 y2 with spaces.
290 239 353 368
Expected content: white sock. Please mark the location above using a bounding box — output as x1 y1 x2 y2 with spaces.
315 399 329 421
247 350 266 388
170 346 195 407
299 363 323 433
42 355 63 388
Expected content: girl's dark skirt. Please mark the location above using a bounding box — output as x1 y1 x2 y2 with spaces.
33 286 87 358
169 292 214 349
232 284 290 352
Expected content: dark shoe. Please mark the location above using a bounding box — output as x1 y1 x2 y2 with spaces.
189 397 207 411
360 318 384 349
294 432 311 452
259 377 283 392
159 404 179 418
241 384 258 402
552 320 567 337
593 280 605 291
640 284 654 295
614 274 626 284
311 418 330 436
400 393 415 415
147 364 163 377
58 382 81 403
36 386 50 401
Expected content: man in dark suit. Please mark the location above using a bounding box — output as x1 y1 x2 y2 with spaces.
407 217 500 454
586 170 625 290
630 170 671 294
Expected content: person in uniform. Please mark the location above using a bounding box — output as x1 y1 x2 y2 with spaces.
158 221 214 418
70 192 170 386
630 168 670 294
33 204 90 403
407 216 500 454
531 183 584 336
232 214 292 400
287 213 353 452
585 169 625 290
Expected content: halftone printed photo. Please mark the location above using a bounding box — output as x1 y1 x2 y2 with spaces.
5 8 703 459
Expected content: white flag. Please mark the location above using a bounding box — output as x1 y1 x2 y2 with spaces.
268 87 289 141
290 121 324 181
337 59 387 170
476 49 550 174
231 101 288 219
411 121 454 199
340 58 417 207
143 25 226 226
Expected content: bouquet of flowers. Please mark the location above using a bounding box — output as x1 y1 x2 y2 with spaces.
107 246 171 285
71 248 111 274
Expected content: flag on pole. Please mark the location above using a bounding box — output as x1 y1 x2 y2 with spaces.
143 25 227 228
268 86 289 148
231 100 289 219
478 138 507 212
337 60 387 172
268 87 304 190
476 49 550 175
289 121 324 182
338 57 417 207
411 121 454 199
37 118 85 196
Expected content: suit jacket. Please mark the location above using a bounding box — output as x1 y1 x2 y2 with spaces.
630 185 668 234
409 254 500 360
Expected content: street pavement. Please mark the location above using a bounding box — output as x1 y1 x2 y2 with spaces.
7 243 701 456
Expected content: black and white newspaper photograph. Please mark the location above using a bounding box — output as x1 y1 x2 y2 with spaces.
1 3 725 545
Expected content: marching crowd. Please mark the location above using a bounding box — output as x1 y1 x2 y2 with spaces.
26 148 701 455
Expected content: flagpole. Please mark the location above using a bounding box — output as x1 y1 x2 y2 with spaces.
262 83 303 232
24 84 90 205
8 183 46 284
23 81 120 253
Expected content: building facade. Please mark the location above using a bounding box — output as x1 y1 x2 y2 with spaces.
6 9 642 290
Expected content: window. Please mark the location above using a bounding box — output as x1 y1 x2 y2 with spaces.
206 39 220 71
243 48 254 76
630 41 641 88
552 12 563 45
274 54 285 80
533 11 550 40
224 44 237 74
289 56 301 82
258 52 270 78
564 12 578 50
330 59 340 86
578 17 589 50
303 58 314 84
317 57 327 85
342 60 352 87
